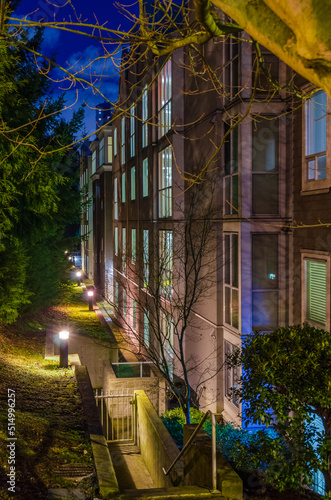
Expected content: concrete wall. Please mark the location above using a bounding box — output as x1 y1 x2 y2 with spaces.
102 360 166 415
135 390 183 488
183 424 243 500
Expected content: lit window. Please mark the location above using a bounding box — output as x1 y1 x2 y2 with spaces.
108 136 112 163
159 230 173 298
92 151 96 175
144 311 149 347
131 167 136 200
305 90 327 181
122 227 126 273
122 172 126 203
143 158 148 197
143 230 149 287
159 147 172 217
305 259 326 326
224 122 238 215
252 119 279 214
224 233 239 329
224 341 240 407
114 178 118 219
142 86 148 147
252 234 278 331
114 227 118 255
158 60 172 138
131 228 136 262
99 138 104 167
130 108 135 157
121 116 125 164
113 127 117 156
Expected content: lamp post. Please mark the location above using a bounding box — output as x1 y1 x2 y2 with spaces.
76 270 82 286
59 330 69 368
87 290 94 311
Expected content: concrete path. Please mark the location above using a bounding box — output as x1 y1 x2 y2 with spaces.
108 441 155 491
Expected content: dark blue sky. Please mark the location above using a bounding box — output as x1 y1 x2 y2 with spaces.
15 0 135 136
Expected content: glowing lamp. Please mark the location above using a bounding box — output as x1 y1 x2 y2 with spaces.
59 330 69 340
87 290 94 297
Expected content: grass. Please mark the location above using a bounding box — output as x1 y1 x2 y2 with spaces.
0 285 103 499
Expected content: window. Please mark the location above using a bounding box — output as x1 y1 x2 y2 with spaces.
92 150 96 175
114 178 118 219
159 230 173 298
224 37 239 98
122 227 126 273
130 109 135 157
122 172 126 203
113 127 117 156
161 310 174 380
224 341 240 407
108 136 112 163
158 60 172 138
304 258 327 326
131 167 136 200
144 311 149 347
142 86 148 147
123 289 126 316
143 158 148 197
252 234 278 330
99 138 104 167
159 147 172 217
132 299 136 330
224 233 239 329
121 116 125 164
131 228 136 262
252 119 279 214
305 90 327 181
115 282 119 308
143 229 149 287
114 227 118 255
224 123 238 215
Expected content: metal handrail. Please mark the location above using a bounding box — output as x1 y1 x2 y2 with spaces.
162 410 218 493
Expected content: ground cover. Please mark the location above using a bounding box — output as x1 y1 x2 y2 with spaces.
0 284 106 499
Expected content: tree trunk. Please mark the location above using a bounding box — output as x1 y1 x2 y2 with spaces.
184 400 191 424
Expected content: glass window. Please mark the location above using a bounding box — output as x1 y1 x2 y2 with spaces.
114 226 118 255
305 260 326 325
305 90 327 181
122 227 126 273
99 138 104 167
224 123 238 215
130 109 135 157
144 311 149 347
123 289 126 316
158 60 172 138
252 234 278 330
224 233 239 329
122 172 126 203
113 127 117 156
108 136 112 163
143 229 149 287
131 167 136 200
142 86 148 147
159 230 173 298
114 177 118 219
224 341 240 407
143 158 148 197
159 147 172 217
121 116 125 164
131 228 136 262
161 310 174 380
252 119 279 214
115 282 119 307
92 150 96 175
224 37 239 98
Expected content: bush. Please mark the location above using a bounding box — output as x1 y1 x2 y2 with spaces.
161 407 206 448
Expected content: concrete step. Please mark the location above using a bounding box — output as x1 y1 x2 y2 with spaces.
123 485 225 499
109 441 155 491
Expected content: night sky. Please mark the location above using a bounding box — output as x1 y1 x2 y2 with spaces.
14 0 135 136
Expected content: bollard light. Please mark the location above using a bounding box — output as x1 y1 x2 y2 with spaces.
87 290 94 311
59 330 69 367
76 270 82 286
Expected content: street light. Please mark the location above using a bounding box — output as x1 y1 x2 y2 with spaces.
59 330 69 368
76 270 82 286
87 290 94 311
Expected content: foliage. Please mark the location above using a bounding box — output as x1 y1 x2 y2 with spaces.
161 407 206 447
227 324 331 492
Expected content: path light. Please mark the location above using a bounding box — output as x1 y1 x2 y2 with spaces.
76 270 82 286
87 290 94 311
59 330 69 368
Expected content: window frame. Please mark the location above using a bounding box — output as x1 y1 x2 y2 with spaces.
131 228 136 263
158 60 172 138
130 109 135 158
143 158 148 197
301 250 330 330
122 172 126 203
224 340 240 408
113 127 117 156
114 177 118 219
224 233 239 330
121 116 126 165
158 146 172 218
131 166 136 201
142 85 148 148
